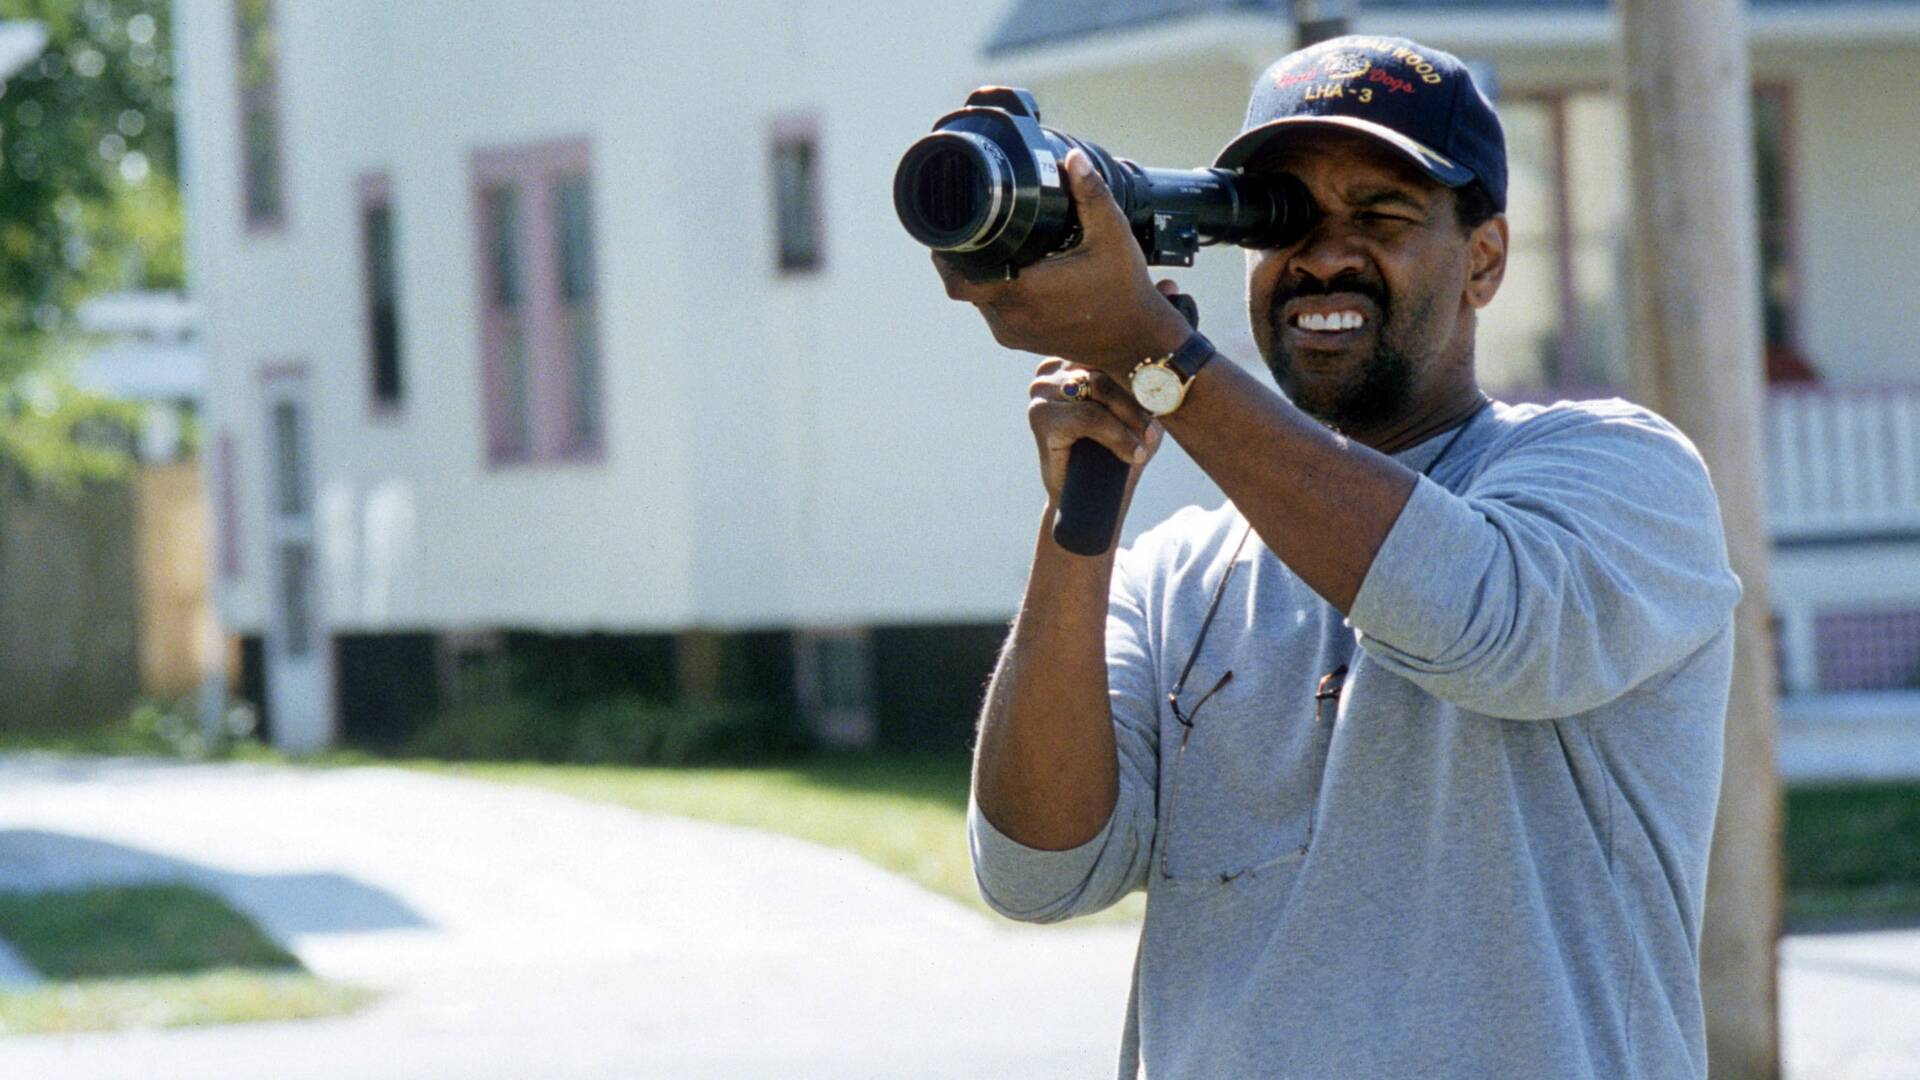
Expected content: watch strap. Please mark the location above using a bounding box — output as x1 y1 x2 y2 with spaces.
1166 330 1217 382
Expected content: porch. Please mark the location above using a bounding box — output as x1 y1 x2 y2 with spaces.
1765 383 1920 780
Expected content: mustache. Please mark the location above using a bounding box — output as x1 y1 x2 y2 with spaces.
1269 273 1389 318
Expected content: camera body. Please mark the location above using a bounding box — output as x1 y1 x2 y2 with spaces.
894 87 1315 282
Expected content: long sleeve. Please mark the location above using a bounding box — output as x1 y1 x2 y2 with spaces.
1347 402 1742 720
968 542 1164 922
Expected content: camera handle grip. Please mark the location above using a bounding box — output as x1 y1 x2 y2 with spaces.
1051 293 1199 556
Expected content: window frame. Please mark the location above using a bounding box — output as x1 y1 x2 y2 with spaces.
233 0 287 233
770 115 825 275
359 173 405 418
1752 81 1804 362
469 138 604 469
793 627 875 748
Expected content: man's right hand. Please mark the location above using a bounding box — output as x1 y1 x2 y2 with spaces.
1028 357 1163 505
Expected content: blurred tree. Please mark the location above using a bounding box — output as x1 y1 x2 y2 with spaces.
0 0 178 487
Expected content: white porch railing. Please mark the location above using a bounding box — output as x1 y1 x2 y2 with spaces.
1767 385 1920 539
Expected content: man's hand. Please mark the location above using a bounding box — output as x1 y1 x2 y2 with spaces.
934 149 1195 377
1028 357 1163 504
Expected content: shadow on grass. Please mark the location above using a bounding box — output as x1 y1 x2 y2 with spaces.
0 830 431 946
0 883 298 981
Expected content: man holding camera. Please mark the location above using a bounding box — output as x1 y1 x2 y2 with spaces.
938 36 1740 1079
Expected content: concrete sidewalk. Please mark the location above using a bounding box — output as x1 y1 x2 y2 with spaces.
0 755 1136 1078
1782 925 1920 1080
0 755 1912 1078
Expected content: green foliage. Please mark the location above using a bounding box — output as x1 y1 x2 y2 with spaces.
0 361 141 490
0 0 180 334
409 692 807 767
1785 782 1920 892
1783 781 1920 929
0 0 179 483
0 884 298 980
122 694 263 759
0 694 266 759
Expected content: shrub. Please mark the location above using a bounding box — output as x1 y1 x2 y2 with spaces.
101 696 263 759
408 693 805 766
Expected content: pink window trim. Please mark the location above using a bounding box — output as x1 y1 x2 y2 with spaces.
217 434 242 580
258 359 308 384
770 114 824 277
469 138 604 470
234 0 287 234
359 173 402 422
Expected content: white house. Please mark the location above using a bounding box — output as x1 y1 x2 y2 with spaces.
177 0 1920 770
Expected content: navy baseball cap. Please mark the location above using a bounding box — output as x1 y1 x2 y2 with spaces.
1215 35 1508 212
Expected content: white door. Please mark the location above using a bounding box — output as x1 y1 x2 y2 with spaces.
263 373 334 751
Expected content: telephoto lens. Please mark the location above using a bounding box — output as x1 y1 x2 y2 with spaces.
896 87 1318 559
894 87 1314 281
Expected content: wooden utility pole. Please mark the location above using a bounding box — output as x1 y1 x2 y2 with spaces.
1617 2 1782 1077
1291 1 1350 46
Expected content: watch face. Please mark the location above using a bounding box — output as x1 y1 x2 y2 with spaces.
1131 363 1185 415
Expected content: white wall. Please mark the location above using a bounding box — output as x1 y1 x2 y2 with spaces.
180 0 1085 636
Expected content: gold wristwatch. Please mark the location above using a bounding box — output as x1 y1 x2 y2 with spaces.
1128 331 1217 416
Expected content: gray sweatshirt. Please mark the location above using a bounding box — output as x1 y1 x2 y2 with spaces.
969 399 1741 1079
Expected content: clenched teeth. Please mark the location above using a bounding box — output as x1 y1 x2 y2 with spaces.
1294 311 1366 332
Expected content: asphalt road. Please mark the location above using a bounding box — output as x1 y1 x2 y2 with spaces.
0 756 1913 1079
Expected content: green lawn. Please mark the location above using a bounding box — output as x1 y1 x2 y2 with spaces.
436 754 1149 924
0 884 298 980
1783 781 1920 929
0 885 375 1035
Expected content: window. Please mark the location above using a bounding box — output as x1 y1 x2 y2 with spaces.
361 176 404 410
480 185 532 457
472 140 602 465
279 542 313 657
795 629 874 748
554 175 602 447
1477 92 1629 395
263 385 317 660
234 0 284 229
1477 86 1798 396
1815 609 1920 692
1752 86 1804 366
771 121 823 272
270 399 308 516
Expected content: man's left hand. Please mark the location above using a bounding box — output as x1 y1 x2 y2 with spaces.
933 149 1195 378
